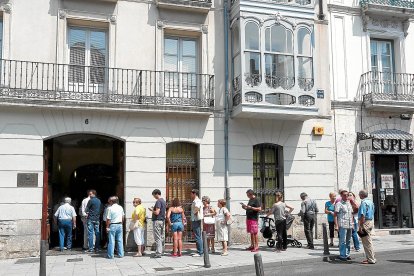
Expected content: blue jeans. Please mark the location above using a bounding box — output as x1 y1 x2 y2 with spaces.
192 220 203 255
87 220 101 250
107 224 124 259
352 218 361 250
339 227 352 259
58 219 72 250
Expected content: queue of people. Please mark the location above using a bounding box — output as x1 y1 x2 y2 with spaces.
54 187 376 264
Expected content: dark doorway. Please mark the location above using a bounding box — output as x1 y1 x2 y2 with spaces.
44 134 125 249
372 155 413 229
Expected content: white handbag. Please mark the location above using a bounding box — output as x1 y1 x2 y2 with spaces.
204 216 215 225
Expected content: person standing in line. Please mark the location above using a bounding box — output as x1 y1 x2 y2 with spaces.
106 196 125 259
216 199 230 256
358 190 376 264
335 190 354 261
348 191 361 252
267 192 294 252
325 192 336 246
299 192 319 249
80 190 91 250
202 196 217 254
54 197 77 252
241 189 262 252
85 190 102 253
166 198 185 257
131 197 146 257
150 189 166 258
190 189 204 257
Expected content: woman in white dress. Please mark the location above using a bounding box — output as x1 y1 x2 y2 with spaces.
216 199 230 256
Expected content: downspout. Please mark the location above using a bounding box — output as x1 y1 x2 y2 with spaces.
224 0 230 237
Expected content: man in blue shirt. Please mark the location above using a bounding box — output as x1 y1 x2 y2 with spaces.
358 189 376 264
85 190 102 253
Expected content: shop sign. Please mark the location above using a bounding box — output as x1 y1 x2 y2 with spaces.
381 174 394 189
359 139 373 152
372 138 414 152
399 162 409 189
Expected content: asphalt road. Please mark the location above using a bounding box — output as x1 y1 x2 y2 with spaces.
259 249 414 276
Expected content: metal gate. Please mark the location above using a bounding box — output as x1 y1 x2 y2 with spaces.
253 144 284 211
166 142 199 242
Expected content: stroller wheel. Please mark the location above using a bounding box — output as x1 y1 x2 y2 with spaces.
267 239 275 248
296 241 302 248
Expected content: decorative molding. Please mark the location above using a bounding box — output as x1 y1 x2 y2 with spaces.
157 20 165 29
58 9 67 19
264 12 297 28
403 20 410 37
327 4 361 15
201 25 208 34
3 3 11 14
361 9 369 32
109 15 117 24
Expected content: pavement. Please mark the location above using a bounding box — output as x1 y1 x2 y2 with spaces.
1 234 414 276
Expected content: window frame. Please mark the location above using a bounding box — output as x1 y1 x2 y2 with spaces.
296 26 314 91
244 21 262 87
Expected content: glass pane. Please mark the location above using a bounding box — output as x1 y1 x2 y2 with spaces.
245 52 261 75
182 56 196 73
245 22 259 50
0 21 3 58
265 28 270 52
275 55 294 77
69 29 86 49
381 55 391 69
164 55 178 71
297 28 311 56
165 38 178 55
271 25 285 52
382 42 391 55
298 57 313 78
232 26 240 54
182 40 196 57
233 54 241 77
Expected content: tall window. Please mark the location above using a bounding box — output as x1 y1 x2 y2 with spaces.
264 25 294 90
244 22 261 86
370 40 394 93
68 27 107 92
164 37 198 98
253 144 283 210
297 28 313 91
232 26 241 93
0 19 3 59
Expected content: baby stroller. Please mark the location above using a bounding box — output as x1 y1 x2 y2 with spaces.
260 214 302 248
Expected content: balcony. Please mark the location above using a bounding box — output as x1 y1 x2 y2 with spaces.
360 71 414 111
360 0 414 18
231 73 318 120
156 0 212 13
0 59 214 114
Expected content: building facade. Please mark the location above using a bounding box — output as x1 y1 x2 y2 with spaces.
328 0 414 229
0 0 333 258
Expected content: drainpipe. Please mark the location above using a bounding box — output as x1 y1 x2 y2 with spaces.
223 0 231 240
317 0 325 20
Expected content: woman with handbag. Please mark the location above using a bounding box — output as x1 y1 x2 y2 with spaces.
131 198 146 257
166 198 185 257
202 196 217 253
216 199 230 256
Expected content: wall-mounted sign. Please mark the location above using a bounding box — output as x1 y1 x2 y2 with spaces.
17 173 38 187
359 139 373 152
399 161 409 189
317 89 324 99
358 137 414 153
381 174 394 189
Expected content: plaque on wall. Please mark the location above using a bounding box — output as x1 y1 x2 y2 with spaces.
17 173 38 187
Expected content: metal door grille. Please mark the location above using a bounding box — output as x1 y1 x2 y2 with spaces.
253 144 283 211
166 142 199 242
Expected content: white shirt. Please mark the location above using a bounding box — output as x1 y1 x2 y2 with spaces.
54 203 77 220
191 198 203 221
80 197 90 217
106 203 125 224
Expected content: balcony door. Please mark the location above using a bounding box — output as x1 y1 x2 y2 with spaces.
68 27 108 94
370 40 394 94
164 37 198 99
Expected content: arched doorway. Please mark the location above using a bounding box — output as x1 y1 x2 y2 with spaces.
44 134 125 249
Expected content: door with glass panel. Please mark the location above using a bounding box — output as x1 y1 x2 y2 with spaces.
68 27 107 94
164 37 198 99
370 40 394 94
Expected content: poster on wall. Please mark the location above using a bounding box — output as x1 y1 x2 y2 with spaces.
399 161 409 189
381 174 394 189
386 188 394 196
371 161 376 189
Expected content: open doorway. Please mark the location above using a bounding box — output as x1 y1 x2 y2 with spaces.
44 134 125 249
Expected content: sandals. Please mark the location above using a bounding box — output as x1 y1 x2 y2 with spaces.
361 260 375 264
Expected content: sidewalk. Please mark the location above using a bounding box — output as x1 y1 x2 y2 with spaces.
1 234 414 276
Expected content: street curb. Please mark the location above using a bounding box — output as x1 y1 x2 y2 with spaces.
156 247 414 276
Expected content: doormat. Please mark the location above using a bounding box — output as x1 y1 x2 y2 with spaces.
67 258 83 262
15 258 40 264
154 267 174 271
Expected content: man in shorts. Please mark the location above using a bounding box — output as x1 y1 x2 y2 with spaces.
242 189 262 252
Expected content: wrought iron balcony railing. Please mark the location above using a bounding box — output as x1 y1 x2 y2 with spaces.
360 71 414 103
0 59 214 110
360 0 414 9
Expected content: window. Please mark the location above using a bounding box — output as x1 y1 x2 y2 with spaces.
232 26 241 94
0 19 3 59
244 22 261 86
253 144 283 210
264 25 294 90
164 37 198 98
370 40 394 93
297 28 313 91
68 27 107 92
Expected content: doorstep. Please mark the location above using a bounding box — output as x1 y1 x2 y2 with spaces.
374 228 414 236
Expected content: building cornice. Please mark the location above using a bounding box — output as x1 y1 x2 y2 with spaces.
328 4 361 16
332 100 363 109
